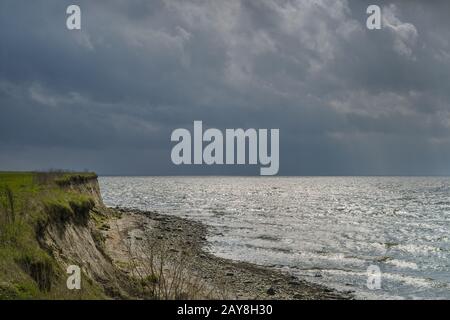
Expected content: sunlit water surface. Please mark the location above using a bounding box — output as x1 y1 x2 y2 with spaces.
99 177 450 299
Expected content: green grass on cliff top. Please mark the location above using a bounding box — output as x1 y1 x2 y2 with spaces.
0 172 104 300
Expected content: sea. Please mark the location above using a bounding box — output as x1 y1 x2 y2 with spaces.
99 176 450 299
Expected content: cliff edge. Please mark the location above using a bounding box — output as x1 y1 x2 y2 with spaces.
0 172 135 299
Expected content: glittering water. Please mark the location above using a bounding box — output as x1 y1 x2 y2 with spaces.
99 176 450 299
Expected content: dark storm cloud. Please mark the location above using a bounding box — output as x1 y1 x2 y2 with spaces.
1 0 450 175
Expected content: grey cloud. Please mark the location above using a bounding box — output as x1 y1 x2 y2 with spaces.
1 0 450 175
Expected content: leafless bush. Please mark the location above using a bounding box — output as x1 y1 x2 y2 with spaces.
139 240 214 299
113 219 217 300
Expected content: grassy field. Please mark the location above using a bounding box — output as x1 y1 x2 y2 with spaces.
0 171 104 299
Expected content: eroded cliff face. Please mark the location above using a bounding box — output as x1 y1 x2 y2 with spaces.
40 176 135 298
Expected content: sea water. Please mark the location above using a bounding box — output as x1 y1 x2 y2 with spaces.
99 176 450 299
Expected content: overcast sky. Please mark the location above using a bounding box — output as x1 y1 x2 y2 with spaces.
1 0 450 175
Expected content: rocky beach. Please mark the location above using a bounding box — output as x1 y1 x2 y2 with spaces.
102 207 352 300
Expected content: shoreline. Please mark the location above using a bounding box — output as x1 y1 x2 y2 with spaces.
103 207 353 300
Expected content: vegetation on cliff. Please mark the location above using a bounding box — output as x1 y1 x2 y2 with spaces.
0 172 104 299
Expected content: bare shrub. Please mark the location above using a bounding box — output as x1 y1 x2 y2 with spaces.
112 218 218 300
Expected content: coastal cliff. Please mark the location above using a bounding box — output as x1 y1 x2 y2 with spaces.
0 172 351 300
0 172 129 299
